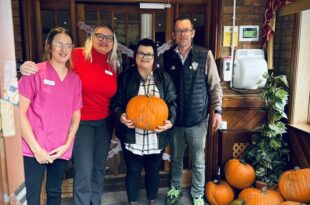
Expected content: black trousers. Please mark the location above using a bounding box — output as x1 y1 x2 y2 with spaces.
72 117 114 205
123 148 163 203
23 156 68 205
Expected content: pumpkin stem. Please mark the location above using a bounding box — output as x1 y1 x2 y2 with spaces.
212 179 220 185
294 166 300 170
239 159 246 164
260 186 268 194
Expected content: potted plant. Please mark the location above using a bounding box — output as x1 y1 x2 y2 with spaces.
243 72 290 187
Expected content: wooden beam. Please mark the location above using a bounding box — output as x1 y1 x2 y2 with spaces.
279 0 310 16
70 0 77 44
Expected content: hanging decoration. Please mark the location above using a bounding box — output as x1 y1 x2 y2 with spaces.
261 0 296 48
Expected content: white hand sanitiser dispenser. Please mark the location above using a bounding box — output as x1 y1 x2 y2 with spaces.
232 49 268 90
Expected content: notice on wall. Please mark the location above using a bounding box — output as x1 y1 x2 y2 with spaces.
0 99 16 137
223 26 238 47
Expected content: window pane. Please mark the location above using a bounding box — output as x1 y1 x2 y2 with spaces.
100 11 112 25
127 12 139 46
41 10 55 45
114 12 126 45
85 11 97 27
56 10 71 31
192 13 205 46
155 13 165 46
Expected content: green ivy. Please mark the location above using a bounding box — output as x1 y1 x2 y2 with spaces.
244 73 290 186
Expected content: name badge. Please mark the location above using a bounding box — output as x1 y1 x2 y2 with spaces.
105 69 113 76
43 79 55 86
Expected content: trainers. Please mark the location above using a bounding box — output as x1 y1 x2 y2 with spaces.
165 186 182 205
193 196 204 205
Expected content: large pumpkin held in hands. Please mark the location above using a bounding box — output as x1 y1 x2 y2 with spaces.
224 159 256 189
126 95 168 131
278 167 310 203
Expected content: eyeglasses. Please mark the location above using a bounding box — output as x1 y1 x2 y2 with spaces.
174 29 193 35
52 41 73 49
94 33 114 43
136 52 154 60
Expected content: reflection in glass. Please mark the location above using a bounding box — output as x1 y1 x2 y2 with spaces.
155 13 165 47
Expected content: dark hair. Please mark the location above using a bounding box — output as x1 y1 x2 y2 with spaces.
134 38 158 70
174 16 195 30
44 27 73 70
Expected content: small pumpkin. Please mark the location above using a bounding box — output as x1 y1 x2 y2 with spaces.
280 201 307 205
239 187 284 205
278 167 310 203
230 199 246 205
205 179 234 205
126 95 168 130
224 159 256 189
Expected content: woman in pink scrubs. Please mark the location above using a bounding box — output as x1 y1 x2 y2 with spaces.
19 27 82 205
19 24 119 205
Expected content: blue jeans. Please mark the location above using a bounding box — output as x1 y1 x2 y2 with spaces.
170 119 208 198
72 117 113 205
24 157 68 205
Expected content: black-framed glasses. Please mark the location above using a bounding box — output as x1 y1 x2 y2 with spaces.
94 33 114 43
52 41 73 49
136 52 154 60
174 29 193 35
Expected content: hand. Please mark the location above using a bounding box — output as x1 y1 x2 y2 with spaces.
20 61 38 76
49 145 69 161
120 113 135 128
154 120 172 133
213 113 222 131
33 146 53 164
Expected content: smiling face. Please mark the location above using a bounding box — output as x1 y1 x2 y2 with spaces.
135 45 155 71
92 27 114 54
173 19 195 49
50 33 73 65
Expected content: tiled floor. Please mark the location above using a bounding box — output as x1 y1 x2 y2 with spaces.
61 187 197 205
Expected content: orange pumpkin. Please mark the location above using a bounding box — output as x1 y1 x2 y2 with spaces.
224 159 256 189
239 187 284 205
126 95 168 130
205 179 234 205
278 167 310 203
281 201 307 205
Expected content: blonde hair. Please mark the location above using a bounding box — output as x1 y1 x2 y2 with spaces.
44 27 74 71
83 24 119 71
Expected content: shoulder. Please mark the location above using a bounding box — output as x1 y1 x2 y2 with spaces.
192 45 208 54
72 47 85 61
154 68 172 81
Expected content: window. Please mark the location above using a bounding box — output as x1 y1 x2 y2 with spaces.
290 10 310 129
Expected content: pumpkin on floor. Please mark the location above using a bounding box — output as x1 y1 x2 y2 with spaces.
278 167 310 203
224 159 256 189
126 95 168 131
238 187 284 205
230 199 246 205
205 179 234 205
280 201 307 205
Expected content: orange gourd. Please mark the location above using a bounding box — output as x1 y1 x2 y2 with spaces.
224 159 256 189
280 201 307 205
126 95 168 130
239 187 284 205
278 167 310 203
205 179 234 205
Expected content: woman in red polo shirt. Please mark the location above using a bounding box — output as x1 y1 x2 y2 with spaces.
20 24 119 205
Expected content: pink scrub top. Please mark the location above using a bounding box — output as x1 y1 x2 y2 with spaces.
18 62 82 160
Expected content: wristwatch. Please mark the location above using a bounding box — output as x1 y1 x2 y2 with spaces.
214 109 223 115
